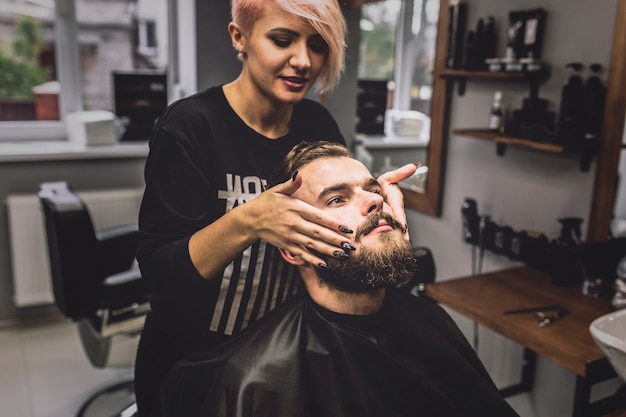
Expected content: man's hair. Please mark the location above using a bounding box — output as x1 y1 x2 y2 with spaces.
270 141 352 187
230 0 346 94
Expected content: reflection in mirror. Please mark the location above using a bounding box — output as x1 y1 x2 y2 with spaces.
587 0 626 241
353 0 450 216
356 0 439 193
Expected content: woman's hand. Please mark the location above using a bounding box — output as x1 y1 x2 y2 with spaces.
244 174 354 269
377 163 418 240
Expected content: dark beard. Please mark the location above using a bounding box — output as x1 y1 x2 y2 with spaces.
320 213 417 293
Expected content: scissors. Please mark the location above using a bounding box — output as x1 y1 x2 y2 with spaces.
503 304 565 327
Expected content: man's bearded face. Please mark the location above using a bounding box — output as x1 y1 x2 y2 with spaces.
320 212 417 293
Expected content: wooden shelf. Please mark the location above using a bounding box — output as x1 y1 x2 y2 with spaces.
453 128 579 154
440 69 550 96
440 70 529 79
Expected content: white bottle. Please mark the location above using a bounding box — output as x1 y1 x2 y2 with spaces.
613 256 626 309
488 91 504 132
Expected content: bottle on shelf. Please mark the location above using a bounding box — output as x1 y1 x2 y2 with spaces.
556 62 584 144
580 63 606 171
582 63 606 141
484 16 497 62
488 91 504 133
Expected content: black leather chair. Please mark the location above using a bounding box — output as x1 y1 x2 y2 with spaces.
397 246 436 297
38 181 150 417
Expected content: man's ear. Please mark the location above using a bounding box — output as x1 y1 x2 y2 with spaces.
278 248 307 266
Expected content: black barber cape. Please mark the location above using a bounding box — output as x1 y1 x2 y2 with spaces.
154 287 520 417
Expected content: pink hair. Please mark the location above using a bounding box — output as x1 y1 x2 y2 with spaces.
231 0 346 94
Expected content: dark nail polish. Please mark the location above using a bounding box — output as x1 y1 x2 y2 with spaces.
333 250 350 259
339 225 353 234
292 170 299 182
341 242 356 251
318 263 329 270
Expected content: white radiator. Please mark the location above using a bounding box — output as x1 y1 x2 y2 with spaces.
6 188 144 307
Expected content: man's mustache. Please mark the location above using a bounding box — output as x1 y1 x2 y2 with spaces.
355 212 404 241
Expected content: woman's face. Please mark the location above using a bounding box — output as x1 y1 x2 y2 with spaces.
241 3 329 104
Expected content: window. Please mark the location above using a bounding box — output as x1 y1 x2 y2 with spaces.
0 0 168 142
356 0 439 134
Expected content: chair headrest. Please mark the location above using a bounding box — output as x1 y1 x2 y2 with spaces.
38 181 84 212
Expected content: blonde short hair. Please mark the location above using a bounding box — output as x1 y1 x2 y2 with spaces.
231 0 346 94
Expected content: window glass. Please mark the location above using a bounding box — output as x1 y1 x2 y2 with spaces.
358 1 400 80
0 0 168 142
357 0 439 115
0 2 56 121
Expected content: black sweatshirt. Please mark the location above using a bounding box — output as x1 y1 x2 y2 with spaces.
137 86 345 364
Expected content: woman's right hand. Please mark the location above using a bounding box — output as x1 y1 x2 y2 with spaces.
189 173 353 279
244 173 353 268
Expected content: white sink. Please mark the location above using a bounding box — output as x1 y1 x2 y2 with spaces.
590 308 626 382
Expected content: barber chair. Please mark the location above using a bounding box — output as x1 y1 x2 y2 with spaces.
38 181 150 417
397 246 436 297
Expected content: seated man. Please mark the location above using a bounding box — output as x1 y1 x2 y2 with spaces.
153 141 520 417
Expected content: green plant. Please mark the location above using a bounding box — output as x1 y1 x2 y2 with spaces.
0 16 50 100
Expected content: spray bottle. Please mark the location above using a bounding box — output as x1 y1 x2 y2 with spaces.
556 62 584 144
580 64 607 171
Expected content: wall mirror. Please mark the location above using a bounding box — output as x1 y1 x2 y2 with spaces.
587 0 626 241
355 0 451 216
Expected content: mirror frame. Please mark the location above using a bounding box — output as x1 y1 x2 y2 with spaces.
587 0 626 241
401 0 451 216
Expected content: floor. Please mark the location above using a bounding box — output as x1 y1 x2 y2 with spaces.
0 316 133 417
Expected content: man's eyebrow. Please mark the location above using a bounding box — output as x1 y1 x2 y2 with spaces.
317 178 381 201
364 178 381 189
317 183 350 201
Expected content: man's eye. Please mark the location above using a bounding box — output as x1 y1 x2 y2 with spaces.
327 196 344 206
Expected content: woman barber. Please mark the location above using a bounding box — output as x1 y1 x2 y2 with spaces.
134 0 417 415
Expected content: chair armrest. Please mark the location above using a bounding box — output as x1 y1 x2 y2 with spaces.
99 268 150 311
96 224 139 278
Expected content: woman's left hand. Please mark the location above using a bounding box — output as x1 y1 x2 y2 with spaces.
377 163 418 240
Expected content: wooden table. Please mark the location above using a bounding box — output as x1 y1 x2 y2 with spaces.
426 266 623 417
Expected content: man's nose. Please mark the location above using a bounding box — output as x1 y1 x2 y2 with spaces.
362 191 384 215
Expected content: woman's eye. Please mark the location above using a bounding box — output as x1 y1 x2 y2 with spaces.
272 38 292 48
309 39 328 54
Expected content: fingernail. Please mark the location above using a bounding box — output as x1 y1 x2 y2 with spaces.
318 263 329 270
292 170 299 182
341 242 356 251
339 225 353 234
333 250 350 259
